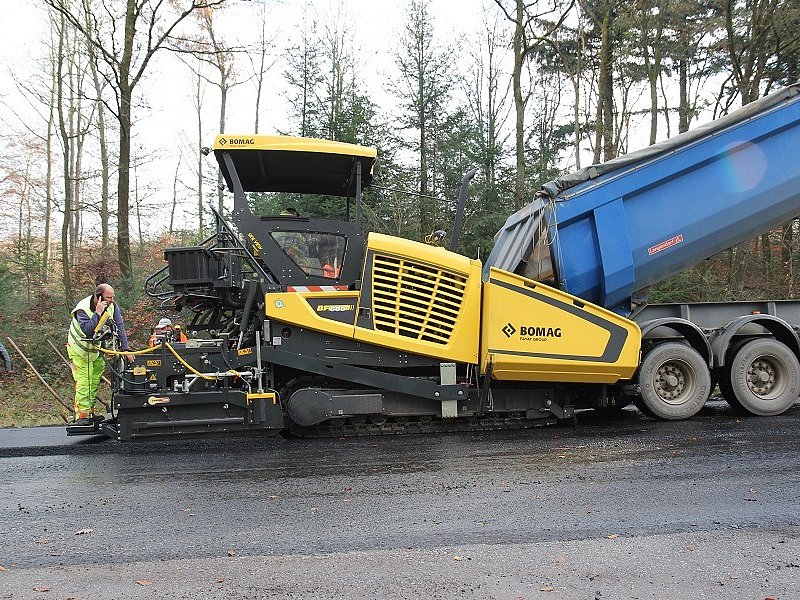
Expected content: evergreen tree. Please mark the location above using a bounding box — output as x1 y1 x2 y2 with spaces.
393 0 453 239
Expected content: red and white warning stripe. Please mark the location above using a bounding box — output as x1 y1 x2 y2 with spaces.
286 285 349 292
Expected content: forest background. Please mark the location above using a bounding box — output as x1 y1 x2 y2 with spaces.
0 0 798 427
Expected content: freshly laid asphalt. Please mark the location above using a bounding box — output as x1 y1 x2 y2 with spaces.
1 402 798 599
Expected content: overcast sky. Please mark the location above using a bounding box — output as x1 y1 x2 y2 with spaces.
0 0 495 235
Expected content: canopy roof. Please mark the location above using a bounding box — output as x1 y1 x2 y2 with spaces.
213 135 377 197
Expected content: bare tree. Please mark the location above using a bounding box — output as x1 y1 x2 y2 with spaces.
45 0 224 294
83 4 112 253
493 0 574 209
463 15 511 189
723 0 800 107
541 16 586 169
169 157 182 234
581 0 615 162
248 1 277 133
53 8 75 304
193 62 207 237
191 5 242 213
636 0 666 145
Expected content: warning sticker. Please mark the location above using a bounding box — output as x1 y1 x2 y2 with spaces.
648 234 684 256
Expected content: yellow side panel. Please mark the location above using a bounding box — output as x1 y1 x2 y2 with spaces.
481 268 641 383
264 291 359 339
353 233 482 364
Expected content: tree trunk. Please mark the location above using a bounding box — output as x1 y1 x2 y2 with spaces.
217 83 227 214
418 28 429 237
195 65 205 238
68 46 78 259
512 0 525 209
116 0 135 293
74 93 86 252
56 10 73 305
762 232 772 276
170 158 181 234
117 88 133 290
44 71 55 281
86 7 110 253
134 164 144 253
599 0 615 161
573 24 583 169
678 21 689 133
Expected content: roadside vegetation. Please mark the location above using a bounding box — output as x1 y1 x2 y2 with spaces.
0 234 189 427
2 0 799 426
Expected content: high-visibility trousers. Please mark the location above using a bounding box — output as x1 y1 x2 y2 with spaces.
67 346 105 417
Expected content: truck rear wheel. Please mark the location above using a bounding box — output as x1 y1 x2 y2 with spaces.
636 342 710 420
724 339 800 416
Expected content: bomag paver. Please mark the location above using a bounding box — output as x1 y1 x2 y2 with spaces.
73 86 800 440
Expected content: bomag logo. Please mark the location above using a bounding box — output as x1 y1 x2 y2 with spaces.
238 347 253 356
317 304 355 312
227 137 255 145
146 359 161 367
503 323 562 341
520 325 562 342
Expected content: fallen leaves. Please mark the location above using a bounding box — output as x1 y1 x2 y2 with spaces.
135 578 153 586
607 534 620 540
540 585 555 592
75 528 93 536
227 548 236 557
33 586 51 592
0 565 6 571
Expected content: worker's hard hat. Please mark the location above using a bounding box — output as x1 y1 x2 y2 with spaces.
156 318 172 329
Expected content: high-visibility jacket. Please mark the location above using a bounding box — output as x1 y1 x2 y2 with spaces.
67 296 116 357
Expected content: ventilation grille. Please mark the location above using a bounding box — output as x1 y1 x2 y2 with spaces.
371 254 468 344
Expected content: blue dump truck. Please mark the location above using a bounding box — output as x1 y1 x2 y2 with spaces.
70 85 800 440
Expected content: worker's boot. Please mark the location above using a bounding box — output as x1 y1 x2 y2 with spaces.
72 413 94 426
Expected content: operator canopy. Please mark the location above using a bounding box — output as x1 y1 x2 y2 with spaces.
213 135 377 197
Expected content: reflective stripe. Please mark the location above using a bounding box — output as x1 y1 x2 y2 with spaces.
67 296 114 356
286 285 349 292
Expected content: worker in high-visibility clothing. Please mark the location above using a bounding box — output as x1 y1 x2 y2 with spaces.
67 283 134 425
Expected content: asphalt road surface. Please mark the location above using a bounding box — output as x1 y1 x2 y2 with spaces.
1 402 799 599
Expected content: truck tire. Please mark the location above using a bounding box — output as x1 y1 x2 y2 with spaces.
725 339 800 416
636 342 710 420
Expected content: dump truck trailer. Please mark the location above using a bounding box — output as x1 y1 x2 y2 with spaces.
69 84 800 440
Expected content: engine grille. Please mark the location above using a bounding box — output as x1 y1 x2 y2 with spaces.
371 253 468 344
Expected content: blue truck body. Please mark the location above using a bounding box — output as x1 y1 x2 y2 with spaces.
486 85 800 316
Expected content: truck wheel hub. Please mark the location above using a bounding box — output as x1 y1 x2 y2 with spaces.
747 359 775 396
656 363 686 401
